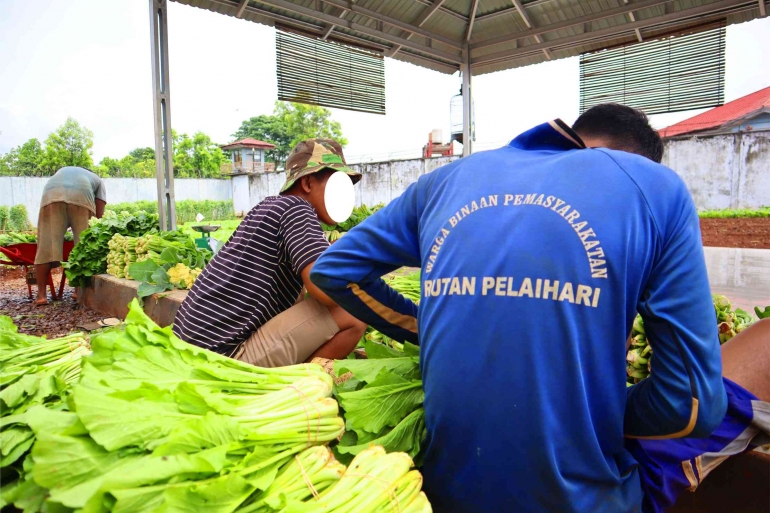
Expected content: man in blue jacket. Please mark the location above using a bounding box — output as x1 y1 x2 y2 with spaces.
310 104 769 512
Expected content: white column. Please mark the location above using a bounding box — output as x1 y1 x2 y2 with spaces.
462 44 473 157
149 0 177 230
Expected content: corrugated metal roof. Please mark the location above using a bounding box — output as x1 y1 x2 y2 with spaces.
660 85 770 137
172 0 765 76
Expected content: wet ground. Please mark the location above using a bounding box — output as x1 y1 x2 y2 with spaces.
0 267 102 337
705 247 770 313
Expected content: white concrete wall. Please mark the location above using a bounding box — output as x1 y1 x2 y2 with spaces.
662 131 770 210
1 177 232 227
243 156 459 209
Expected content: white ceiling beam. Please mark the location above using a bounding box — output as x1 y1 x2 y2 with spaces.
465 0 480 42
623 0 644 41
509 0 551 53
471 0 673 50
322 0 461 48
472 0 752 65
251 0 463 63
388 0 448 58
320 3 346 40
410 0 467 22
235 0 250 18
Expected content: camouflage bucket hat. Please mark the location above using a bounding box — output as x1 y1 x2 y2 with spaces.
279 139 361 194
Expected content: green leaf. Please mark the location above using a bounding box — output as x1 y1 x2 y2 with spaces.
32 433 133 493
154 473 255 513
334 357 419 384
337 370 424 434
403 342 420 357
0 427 35 467
159 247 180 266
364 340 404 359
127 260 159 282
0 373 40 410
152 414 241 455
72 382 187 451
136 281 169 299
24 405 88 436
51 445 231 510
337 408 426 459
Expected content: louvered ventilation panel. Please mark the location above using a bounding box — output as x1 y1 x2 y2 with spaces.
580 21 726 115
276 29 386 115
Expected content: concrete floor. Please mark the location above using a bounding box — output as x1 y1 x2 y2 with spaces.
704 247 770 314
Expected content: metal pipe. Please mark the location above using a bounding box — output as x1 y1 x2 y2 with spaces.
149 0 177 230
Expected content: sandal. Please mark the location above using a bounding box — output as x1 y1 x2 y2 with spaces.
34 298 49 307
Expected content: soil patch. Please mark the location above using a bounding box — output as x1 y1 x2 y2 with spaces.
700 218 770 250
0 267 102 337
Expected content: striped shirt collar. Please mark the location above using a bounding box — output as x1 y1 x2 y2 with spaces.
509 119 587 152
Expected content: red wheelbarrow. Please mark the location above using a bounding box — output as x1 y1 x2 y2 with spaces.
0 242 75 300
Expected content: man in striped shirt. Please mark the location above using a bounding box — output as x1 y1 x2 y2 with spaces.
173 139 366 367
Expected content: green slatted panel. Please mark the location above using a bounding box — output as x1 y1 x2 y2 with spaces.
276 29 386 115
579 21 726 115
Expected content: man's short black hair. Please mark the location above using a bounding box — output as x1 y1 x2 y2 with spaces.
572 103 664 163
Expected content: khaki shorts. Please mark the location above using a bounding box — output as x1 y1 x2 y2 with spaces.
35 202 92 264
233 296 340 368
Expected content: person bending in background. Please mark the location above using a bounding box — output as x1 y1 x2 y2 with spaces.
310 104 769 512
173 139 366 368
34 166 106 306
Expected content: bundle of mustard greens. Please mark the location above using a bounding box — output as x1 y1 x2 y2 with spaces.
626 294 761 384
0 301 432 512
0 318 90 504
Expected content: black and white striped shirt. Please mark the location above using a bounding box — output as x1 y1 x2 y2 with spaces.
173 196 330 355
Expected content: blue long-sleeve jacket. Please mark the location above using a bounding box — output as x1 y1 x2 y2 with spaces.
311 120 727 512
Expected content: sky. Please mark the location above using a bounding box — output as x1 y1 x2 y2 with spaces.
1 0 769 164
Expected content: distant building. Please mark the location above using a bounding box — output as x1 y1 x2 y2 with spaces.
220 138 277 175
660 86 770 138
659 86 770 211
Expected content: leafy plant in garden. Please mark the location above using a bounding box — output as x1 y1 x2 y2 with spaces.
698 207 770 218
63 210 159 287
8 205 32 231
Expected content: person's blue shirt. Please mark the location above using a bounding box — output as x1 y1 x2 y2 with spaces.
311 120 726 512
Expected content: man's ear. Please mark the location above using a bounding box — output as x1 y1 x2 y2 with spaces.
300 175 313 194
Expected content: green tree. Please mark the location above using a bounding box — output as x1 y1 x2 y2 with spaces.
231 101 347 168
128 147 156 161
172 130 226 178
0 138 45 176
275 101 347 147
40 117 94 172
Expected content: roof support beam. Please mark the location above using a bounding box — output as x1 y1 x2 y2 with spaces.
388 0 447 58
475 0 553 23
411 0 467 22
322 0 461 48
623 0 644 41
509 0 551 57
235 0 250 18
471 0 673 50
465 0 480 42
251 0 463 63
759 0 767 16
472 0 753 65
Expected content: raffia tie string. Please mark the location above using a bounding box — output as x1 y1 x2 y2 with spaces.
295 454 321 500
287 385 323 446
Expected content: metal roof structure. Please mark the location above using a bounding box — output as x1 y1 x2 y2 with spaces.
172 0 767 76
147 0 766 229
